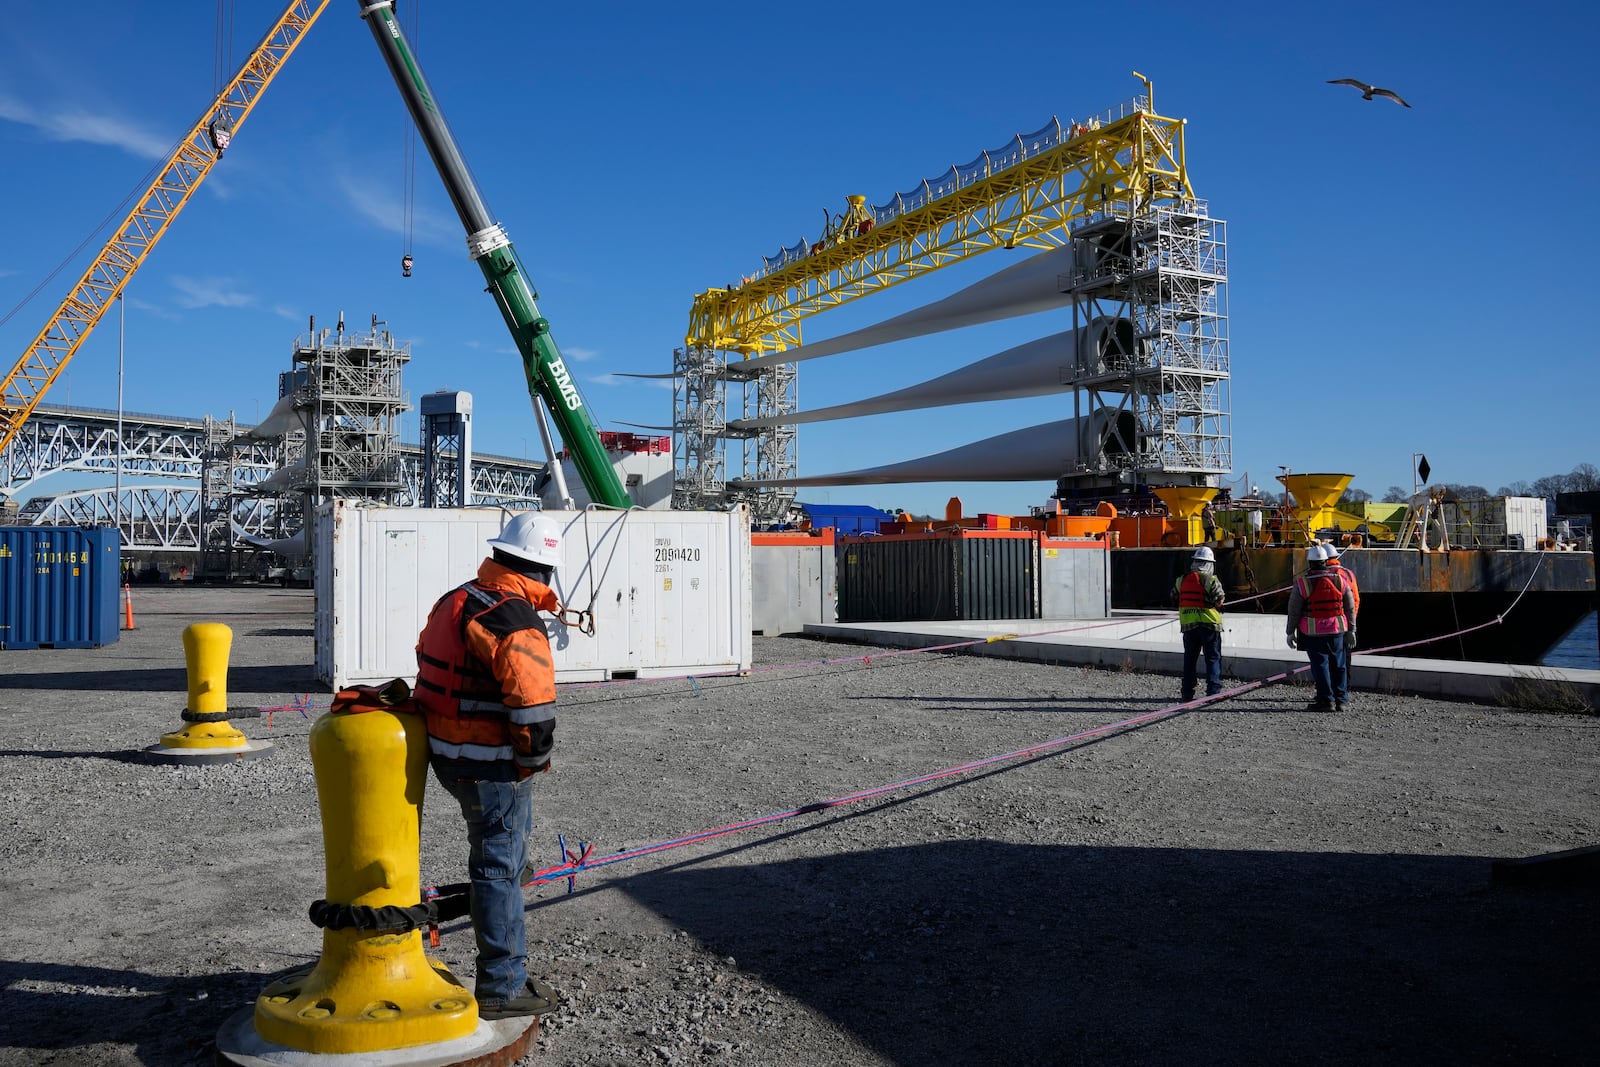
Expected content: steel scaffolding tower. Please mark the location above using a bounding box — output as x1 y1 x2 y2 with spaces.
1061 201 1230 495
671 346 729 510
292 314 410 501
198 414 239 578
742 361 797 517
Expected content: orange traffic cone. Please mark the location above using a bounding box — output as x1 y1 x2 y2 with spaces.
123 583 136 631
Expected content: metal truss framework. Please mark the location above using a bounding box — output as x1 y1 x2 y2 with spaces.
419 393 473 508
1 405 546 553
199 415 240 577
1063 202 1230 494
743 362 796 516
0 1 330 455
686 95 1187 353
0 406 282 492
293 318 411 500
675 83 1197 521
671 346 728 510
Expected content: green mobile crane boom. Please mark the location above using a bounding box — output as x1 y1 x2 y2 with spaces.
355 0 630 508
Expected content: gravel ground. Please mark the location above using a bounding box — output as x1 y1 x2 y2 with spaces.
0 586 1596 1066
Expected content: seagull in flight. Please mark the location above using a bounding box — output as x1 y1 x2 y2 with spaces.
1327 78 1411 107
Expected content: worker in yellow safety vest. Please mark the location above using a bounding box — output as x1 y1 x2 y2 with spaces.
1172 545 1226 701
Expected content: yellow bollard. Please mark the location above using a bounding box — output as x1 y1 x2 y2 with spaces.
159 623 248 749
252 698 477 1053
145 622 271 764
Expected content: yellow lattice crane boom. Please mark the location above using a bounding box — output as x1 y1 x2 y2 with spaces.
0 0 330 455
686 75 1192 355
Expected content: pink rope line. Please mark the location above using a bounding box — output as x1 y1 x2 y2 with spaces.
520 665 1320 892
519 553 1561 892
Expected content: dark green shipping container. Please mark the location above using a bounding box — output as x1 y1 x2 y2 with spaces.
838 533 1039 622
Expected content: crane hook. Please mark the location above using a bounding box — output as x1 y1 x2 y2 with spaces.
401 254 414 278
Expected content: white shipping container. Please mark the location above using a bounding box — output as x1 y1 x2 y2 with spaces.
315 502 751 689
1439 496 1548 548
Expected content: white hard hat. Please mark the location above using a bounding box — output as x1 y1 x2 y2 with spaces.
487 512 563 567
1192 545 1215 563
1306 544 1329 563
1323 542 1342 559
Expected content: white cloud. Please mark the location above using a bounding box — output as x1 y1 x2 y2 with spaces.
127 297 181 323
590 372 674 390
333 170 458 247
170 276 254 310
564 346 599 363
272 304 302 321
0 93 172 160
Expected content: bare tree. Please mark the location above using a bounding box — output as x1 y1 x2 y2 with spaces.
1338 487 1372 508
1498 481 1533 496
1441 483 1489 499
1383 485 1410 503
1532 474 1570 500
1568 463 1600 492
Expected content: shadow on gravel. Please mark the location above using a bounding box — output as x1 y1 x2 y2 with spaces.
615 841 1599 1066
898 693 1311 716
0 958 278 1064
0 748 154 764
0 664 322 692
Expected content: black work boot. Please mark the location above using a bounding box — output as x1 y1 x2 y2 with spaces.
479 978 559 1019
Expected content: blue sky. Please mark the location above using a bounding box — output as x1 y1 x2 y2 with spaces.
2 0 1596 517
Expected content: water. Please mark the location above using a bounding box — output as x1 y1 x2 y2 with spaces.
1541 610 1600 670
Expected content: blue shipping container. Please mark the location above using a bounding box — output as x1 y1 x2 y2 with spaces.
0 527 121 650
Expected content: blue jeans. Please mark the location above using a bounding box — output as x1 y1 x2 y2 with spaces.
1181 625 1223 699
431 757 534 1004
1302 634 1348 704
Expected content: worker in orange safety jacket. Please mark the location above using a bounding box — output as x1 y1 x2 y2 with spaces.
1285 544 1356 713
1324 541 1361 622
414 512 566 1020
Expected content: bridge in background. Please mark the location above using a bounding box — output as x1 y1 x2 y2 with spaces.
0 404 544 555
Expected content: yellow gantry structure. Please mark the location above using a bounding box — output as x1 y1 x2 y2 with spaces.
0 0 330 456
685 76 1193 355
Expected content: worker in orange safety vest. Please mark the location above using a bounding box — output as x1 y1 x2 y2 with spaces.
1285 544 1357 713
413 512 566 1020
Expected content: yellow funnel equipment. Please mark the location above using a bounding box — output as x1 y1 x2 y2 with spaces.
1278 473 1353 542
1152 486 1219 545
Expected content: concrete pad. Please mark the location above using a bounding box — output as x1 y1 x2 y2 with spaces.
215 1006 536 1067
143 739 276 765
804 615 1600 709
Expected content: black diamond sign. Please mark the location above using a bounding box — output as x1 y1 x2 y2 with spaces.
1417 455 1431 485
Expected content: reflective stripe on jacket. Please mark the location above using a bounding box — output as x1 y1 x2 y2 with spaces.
1294 572 1350 636
414 559 559 772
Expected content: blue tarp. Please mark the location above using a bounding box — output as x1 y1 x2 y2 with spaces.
797 503 896 536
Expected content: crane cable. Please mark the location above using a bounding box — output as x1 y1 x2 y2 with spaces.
399 0 419 276
213 0 236 99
